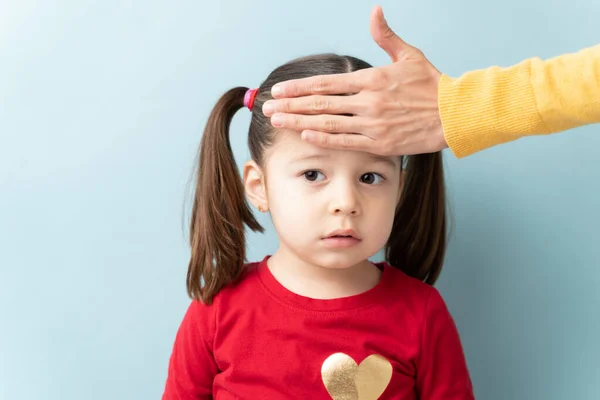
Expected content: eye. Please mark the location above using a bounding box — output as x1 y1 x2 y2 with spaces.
360 172 385 184
302 170 325 182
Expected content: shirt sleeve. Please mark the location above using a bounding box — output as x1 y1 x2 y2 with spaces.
439 44 600 158
162 300 219 400
415 287 475 400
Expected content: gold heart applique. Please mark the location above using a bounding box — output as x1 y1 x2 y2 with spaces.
321 353 392 400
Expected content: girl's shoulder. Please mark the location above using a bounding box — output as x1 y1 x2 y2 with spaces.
208 260 263 302
381 261 431 287
379 264 452 330
380 262 440 301
186 261 262 320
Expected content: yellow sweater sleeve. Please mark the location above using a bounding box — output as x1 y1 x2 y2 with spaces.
438 44 600 158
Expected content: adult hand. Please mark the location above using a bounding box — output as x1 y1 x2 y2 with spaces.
262 5 448 156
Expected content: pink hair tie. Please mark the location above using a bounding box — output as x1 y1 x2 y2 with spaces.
244 88 258 110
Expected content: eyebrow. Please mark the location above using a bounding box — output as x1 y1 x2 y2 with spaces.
292 153 399 169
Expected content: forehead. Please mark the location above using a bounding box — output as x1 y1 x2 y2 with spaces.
266 129 401 168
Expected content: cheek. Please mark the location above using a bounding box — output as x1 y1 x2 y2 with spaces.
267 178 300 211
364 193 398 239
266 178 314 232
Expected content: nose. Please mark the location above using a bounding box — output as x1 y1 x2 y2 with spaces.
328 180 361 216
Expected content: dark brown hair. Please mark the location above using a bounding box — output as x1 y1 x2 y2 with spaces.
187 54 446 303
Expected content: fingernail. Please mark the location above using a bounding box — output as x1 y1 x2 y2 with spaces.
271 114 284 127
302 131 313 140
272 84 284 97
262 101 275 115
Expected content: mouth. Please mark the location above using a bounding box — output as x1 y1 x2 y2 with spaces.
322 229 362 249
323 229 361 240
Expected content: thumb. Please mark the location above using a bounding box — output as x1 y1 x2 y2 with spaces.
369 5 410 62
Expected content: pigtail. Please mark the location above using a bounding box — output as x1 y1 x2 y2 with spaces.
385 152 446 285
187 87 264 304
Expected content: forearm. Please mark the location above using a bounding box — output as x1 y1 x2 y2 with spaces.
439 44 600 158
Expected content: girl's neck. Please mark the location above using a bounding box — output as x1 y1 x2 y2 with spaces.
266 250 382 300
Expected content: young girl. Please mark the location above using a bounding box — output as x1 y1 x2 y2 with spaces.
163 54 474 399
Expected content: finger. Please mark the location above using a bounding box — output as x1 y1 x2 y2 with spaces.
301 130 376 153
369 5 411 61
271 71 364 99
262 95 360 117
271 113 366 133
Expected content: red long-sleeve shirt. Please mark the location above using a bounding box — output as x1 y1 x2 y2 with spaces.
163 255 474 399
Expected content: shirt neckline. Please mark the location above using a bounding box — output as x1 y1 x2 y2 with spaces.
255 254 393 312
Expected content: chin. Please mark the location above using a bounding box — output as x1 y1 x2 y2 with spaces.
311 253 371 270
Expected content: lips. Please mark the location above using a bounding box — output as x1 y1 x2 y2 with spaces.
321 229 362 249
324 229 361 240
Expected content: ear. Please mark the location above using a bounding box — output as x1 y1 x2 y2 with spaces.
243 160 269 212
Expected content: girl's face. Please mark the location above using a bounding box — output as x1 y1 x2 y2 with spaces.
244 130 403 270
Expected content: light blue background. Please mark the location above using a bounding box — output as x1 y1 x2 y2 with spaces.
1 1 598 399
